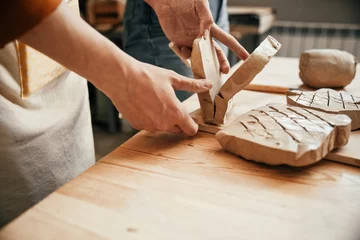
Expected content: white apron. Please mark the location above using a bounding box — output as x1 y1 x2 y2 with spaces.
0 41 95 226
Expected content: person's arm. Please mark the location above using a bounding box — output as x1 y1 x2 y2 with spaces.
16 2 213 136
0 0 61 48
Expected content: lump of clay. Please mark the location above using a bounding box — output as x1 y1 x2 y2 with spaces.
216 104 351 167
286 88 360 130
191 35 281 124
299 49 357 88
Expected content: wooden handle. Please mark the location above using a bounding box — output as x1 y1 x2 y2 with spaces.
244 84 291 94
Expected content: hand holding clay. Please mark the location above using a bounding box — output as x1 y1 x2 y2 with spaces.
19 2 212 136
109 61 213 136
145 0 249 73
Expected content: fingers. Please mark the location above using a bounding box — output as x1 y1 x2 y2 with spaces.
171 74 212 93
168 125 183 134
169 42 192 67
176 109 198 136
211 24 249 61
196 1 214 37
213 41 230 74
180 46 192 60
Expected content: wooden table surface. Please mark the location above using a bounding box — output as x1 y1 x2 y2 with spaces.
1 57 360 240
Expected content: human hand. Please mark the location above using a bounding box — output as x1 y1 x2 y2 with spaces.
145 0 249 73
108 60 213 136
19 2 212 136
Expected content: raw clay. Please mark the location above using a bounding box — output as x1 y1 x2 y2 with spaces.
191 35 281 125
216 104 351 167
286 88 360 130
299 49 357 88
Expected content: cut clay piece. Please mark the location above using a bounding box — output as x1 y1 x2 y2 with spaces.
286 88 360 130
191 35 281 125
191 32 224 123
299 49 357 88
215 36 281 124
216 104 351 167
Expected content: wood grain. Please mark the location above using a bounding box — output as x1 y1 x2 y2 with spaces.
326 130 360 167
216 104 351 167
287 88 360 130
1 130 360 240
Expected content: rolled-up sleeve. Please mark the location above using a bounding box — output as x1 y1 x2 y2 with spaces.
0 0 62 47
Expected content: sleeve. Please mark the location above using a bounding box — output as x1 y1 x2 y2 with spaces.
0 0 62 48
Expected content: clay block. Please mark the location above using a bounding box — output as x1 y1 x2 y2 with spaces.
216 104 351 167
286 88 360 130
299 49 357 88
191 35 281 125
215 36 281 124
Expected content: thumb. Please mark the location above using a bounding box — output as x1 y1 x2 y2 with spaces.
171 75 213 93
176 107 199 136
196 0 214 37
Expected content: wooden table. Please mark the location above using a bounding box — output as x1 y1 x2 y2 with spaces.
1 58 360 240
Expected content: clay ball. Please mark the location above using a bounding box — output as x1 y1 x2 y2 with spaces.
299 49 357 88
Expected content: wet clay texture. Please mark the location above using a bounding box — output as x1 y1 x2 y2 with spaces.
216 104 351 167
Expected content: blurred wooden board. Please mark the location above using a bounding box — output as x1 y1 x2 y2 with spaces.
326 131 360 167
228 6 276 35
232 57 360 94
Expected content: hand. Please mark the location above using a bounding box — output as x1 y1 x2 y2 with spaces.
109 60 213 136
145 0 249 73
19 2 212 136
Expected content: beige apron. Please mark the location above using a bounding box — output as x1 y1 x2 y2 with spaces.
0 1 95 227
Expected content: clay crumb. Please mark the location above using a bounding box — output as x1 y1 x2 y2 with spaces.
127 227 138 233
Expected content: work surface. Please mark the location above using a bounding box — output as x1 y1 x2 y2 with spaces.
1 57 360 240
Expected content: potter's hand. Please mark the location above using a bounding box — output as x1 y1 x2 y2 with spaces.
145 0 249 73
110 61 213 136
20 2 212 136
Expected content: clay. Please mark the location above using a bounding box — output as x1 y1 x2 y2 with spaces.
299 49 357 88
191 35 281 125
216 104 351 167
215 36 281 124
191 32 224 123
286 88 360 130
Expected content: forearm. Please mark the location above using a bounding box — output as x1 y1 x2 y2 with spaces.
19 1 135 97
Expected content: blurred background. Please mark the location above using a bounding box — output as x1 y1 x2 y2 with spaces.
78 0 360 160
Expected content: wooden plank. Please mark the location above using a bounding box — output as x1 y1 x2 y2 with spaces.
326 131 360 167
